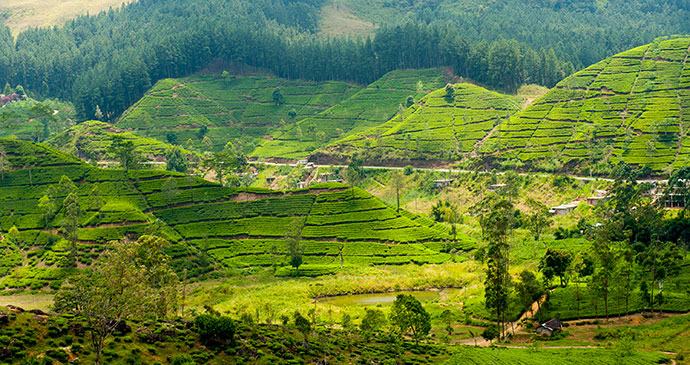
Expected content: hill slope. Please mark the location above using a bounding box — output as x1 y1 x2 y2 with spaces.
323 82 521 163
116 74 361 152
0 97 75 142
0 139 456 289
251 68 452 159
484 37 690 171
46 120 197 166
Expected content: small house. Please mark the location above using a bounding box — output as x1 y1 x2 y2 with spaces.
432 179 453 189
297 181 308 189
296 159 308 165
549 202 579 216
488 183 507 192
536 318 563 336
585 196 608 206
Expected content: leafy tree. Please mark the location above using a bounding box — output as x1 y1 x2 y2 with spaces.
166 146 188 173
288 108 297 121
222 70 231 87
38 194 56 228
389 294 431 343
482 198 514 339
195 314 236 347
62 192 82 266
439 309 455 336
107 135 141 170
481 324 499 342
272 87 285 105
515 270 545 321
197 125 208 140
360 309 387 340
406 95 415 107
445 83 455 97
0 145 9 181
389 171 405 212
539 248 572 287
526 198 553 241
294 312 311 345
54 235 179 365
285 220 304 274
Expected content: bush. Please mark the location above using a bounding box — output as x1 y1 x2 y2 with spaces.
194 314 236 348
171 354 197 365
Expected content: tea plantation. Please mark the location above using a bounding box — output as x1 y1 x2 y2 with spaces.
0 97 75 142
115 74 362 152
328 83 521 160
251 68 452 159
0 139 460 290
485 37 690 171
46 120 197 164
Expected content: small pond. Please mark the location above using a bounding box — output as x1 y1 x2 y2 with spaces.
316 290 441 307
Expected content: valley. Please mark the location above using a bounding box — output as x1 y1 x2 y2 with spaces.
0 1 689 364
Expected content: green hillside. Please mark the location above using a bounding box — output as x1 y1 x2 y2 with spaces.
0 139 457 289
0 97 75 142
46 120 197 165
115 74 361 152
251 68 452 159
484 37 690 171
325 82 521 162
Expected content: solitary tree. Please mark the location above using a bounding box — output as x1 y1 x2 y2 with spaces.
166 146 188 173
526 198 552 241
482 199 514 339
272 87 285 105
286 220 304 274
515 270 545 321
294 312 311 345
360 309 387 340
0 145 9 181
62 191 82 266
539 248 572 287
54 235 179 365
390 171 405 212
389 294 431 343
108 135 141 170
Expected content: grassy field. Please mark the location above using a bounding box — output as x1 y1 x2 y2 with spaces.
0 0 134 34
317 2 376 38
116 74 361 153
251 68 452 159
484 37 690 171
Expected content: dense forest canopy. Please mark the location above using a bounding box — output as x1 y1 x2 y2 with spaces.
0 0 574 122
341 0 690 67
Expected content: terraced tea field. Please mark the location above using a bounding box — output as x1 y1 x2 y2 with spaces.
116 74 361 151
251 68 452 159
327 83 521 160
0 139 460 289
0 97 75 142
485 37 690 170
46 120 197 164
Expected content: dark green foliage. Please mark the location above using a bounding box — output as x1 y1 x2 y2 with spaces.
194 314 236 348
389 294 431 343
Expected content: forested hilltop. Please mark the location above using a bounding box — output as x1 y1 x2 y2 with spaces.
331 0 690 68
0 0 573 125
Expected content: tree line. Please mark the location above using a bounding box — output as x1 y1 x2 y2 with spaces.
0 0 573 123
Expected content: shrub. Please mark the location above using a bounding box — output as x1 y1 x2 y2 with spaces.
194 314 236 348
171 354 197 365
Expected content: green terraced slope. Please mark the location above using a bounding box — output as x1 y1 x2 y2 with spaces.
324 82 521 161
0 139 459 289
115 74 361 152
484 37 690 170
251 68 452 159
0 97 75 142
46 120 197 165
